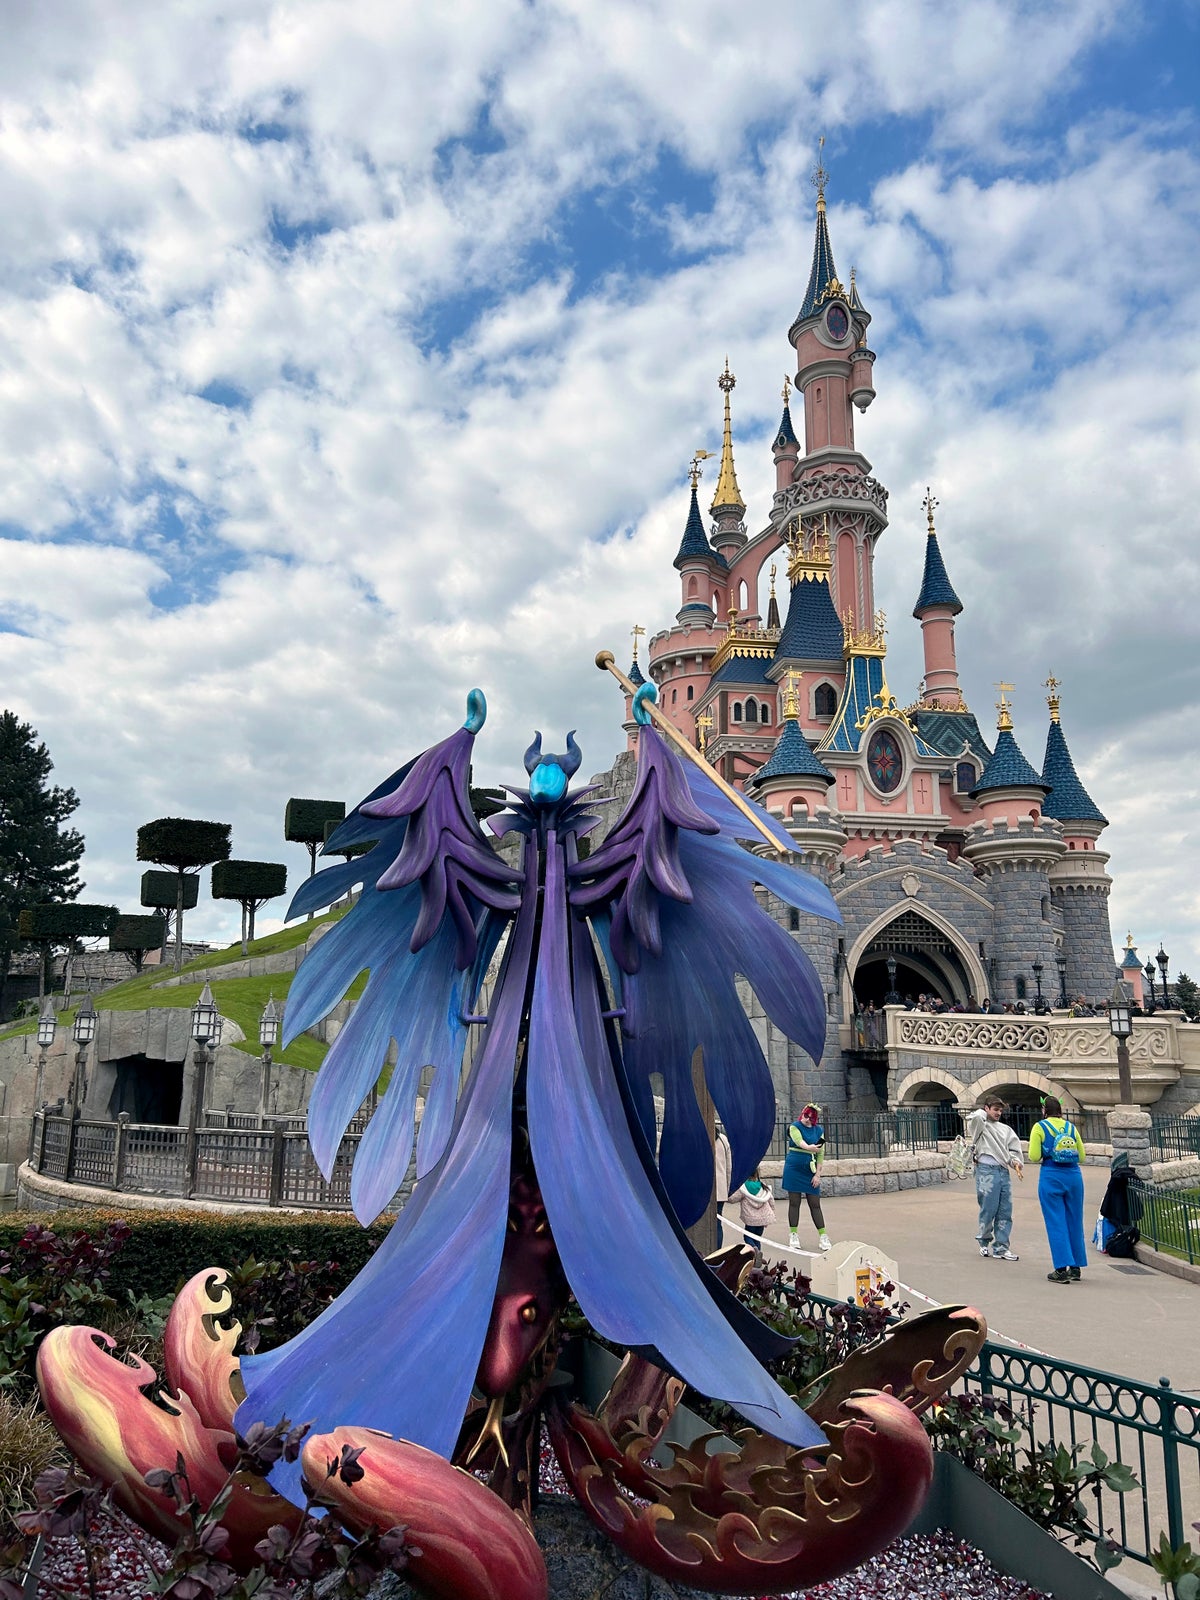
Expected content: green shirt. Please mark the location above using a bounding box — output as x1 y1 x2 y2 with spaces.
1028 1116 1086 1164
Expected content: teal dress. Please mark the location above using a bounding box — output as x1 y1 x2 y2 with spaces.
782 1122 824 1194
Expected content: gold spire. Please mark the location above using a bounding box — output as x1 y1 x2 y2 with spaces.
769 562 777 600
995 681 1014 733
811 134 828 215
781 375 792 406
1044 672 1061 723
688 449 712 490
923 486 939 536
1125 931 1135 950
711 361 745 513
630 623 645 664
696 709 713 754
783 669 803 720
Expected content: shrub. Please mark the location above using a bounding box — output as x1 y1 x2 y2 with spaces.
17 903 118 942
0 1220 131 1391
0 1209 391 1305
284 799 345 847
141 869 198 912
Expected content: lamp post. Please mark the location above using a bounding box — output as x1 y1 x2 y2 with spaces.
1031 957 1045 1015
70 996 97 1115
884 955 900 1005
258 995 281 1123
187 983 222 1195
1157 946 1170 1008
1108 985 1133 1105
1144 961 1157 1013
1054 949 1067 1009
35 1000 56 1108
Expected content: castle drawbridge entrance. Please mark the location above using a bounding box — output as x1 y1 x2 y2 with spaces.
852 909 978 1010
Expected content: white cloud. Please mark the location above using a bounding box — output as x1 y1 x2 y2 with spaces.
0 0 1197 978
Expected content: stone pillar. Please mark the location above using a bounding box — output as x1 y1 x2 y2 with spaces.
1106 1106 1152 1179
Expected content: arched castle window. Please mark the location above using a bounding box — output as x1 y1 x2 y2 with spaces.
955 762 976 793
745 701 757 724
759 702 770 725
814 683 837 717
738 580 748 609
686 685 694 701
1015 977 1027 1001
688 576 698 597
671 689 677 705
732 703 743 722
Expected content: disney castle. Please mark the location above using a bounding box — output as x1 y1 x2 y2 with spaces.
598 159 1116 1118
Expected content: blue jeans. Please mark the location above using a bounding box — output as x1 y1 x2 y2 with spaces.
976 1163 1013 1253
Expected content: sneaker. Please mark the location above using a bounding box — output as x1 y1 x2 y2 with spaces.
992 1250 1019 1261
789 1231 800 1249
1046 1267 1071 1284
818 1233 832 1253
1067 1266 1081 1281
979 1244 991 1257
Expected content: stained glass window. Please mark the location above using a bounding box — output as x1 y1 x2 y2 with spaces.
867 727 903 793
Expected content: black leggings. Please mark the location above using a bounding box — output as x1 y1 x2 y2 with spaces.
788 1192 825 1230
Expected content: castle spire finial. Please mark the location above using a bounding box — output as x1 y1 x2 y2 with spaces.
811 134 828 215
783 669 803 720
1044 672 1061 724
781 374 791 406
923 486 939 536
711 360 745 514
688 449 711 490
995 681 1015 733
630 623 645 664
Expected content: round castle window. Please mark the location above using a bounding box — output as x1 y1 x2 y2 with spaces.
867 727 904 793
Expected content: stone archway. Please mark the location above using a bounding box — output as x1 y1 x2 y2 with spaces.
893 1065 971 1106
847 902 988 1012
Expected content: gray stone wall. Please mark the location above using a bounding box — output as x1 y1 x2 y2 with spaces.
1056 881 1116 1004
979 862 1059 1006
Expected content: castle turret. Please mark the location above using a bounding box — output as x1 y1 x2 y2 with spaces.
962 688 1064 1007
674 459 720 626
785 149 887 628
710 361 748 567
769 516 844 724
749 670 838 843
913 489 965 711
773 377 800 493
1040 676 1114 1004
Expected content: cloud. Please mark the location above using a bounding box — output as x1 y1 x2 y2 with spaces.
0 0 1197 977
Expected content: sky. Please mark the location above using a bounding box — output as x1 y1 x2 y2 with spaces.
1 0 1198 974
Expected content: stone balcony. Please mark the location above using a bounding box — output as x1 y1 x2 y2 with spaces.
886 1007 1190 1111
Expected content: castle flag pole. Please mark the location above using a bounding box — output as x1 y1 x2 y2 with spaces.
595 649 787 856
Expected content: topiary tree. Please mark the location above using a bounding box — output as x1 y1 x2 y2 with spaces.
285 799 346 878
136 818 231 972
323 816 375 863
140 870 199 964
211 860 288 955
18 902 118 1000
109 913 167 974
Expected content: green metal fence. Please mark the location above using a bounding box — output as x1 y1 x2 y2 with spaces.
765 1107 942 1161
1136 1179 1200 1267
799 1291 1199 1566
1150 1113 1200 1163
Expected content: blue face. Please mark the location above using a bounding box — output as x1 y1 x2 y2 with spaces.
529 761 568 803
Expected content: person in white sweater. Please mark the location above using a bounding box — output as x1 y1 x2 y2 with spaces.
729 1169 777 1254
965 1095 1024 1261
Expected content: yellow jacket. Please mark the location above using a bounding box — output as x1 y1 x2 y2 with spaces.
1028 1116 1086 1165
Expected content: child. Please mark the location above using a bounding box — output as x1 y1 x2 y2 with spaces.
730 1167 776 1253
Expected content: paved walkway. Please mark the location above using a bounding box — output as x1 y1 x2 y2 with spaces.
750 1165 1198 1393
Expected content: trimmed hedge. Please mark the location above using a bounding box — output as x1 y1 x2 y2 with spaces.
18 903 118 942
0 1208 393 1302
137 818 232 871
110 914 166 953
211 860 288 902
285 799 345 845
141 869 198 911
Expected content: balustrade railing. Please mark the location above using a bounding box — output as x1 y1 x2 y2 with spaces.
893 1012 1051 1054
25 1110 403 1212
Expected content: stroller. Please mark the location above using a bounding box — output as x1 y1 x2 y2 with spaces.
1094 1152 1143 1258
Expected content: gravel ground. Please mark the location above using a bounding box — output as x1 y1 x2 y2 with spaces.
32 1508 1051 1600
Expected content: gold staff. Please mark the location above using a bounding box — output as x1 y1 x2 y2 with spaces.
594 650 787 856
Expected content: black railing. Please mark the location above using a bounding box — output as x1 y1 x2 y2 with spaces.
1150 1114 1200 1164
26 1110 405 1212
797 1290 1199 1565
765 1107 942 1161
1136 1179 1200 1267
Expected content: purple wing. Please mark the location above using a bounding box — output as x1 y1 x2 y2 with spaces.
527 834 826 1450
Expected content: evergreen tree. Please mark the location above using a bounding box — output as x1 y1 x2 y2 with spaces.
0 711 85 1016
1174 971 1198 1019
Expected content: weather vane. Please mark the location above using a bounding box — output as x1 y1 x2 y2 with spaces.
811 134 828 203
923 487 938 534
689 449 712 488
630 623 645 664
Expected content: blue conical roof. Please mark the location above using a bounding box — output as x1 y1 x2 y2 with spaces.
751 717 833 787
796 204 839 323
972 729 1049 796
1040 718 1106 824
673 486 712 569
774 402 798 451
913 529 963 616
627 658 645 687
775 577 844 663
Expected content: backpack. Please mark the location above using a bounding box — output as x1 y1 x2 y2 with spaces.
1106 1224 1139 1259
1038 1118 1080 1166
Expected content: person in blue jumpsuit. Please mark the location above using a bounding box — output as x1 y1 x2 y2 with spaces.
1028 1095 1088 1283
782 1102 831 1253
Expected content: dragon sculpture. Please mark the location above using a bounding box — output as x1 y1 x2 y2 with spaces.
37 665 986 1599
